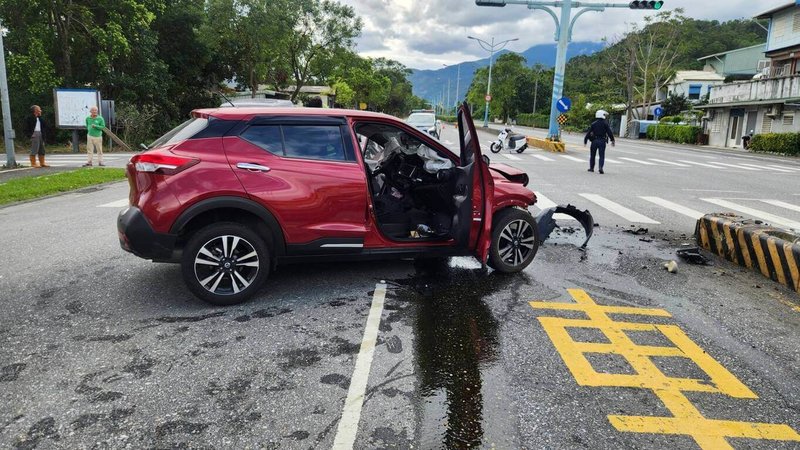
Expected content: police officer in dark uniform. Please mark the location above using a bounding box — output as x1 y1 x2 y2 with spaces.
583 110 615 174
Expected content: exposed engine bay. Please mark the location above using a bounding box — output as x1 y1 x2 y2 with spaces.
356 123 458 240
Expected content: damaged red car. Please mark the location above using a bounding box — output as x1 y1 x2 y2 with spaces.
118 104 543 305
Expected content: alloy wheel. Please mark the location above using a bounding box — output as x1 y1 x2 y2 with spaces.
497 219 536 267
193 235 259 296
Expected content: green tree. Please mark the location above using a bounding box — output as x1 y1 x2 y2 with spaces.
201 0 291 97
283 0 361 101
661 93 691 116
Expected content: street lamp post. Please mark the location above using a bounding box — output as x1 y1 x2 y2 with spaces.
442 65 451 115
468 35 518 127
0 22 15 167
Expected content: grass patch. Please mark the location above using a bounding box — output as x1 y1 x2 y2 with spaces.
0 168 126 206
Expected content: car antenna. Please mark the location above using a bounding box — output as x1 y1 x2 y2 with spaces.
214 89 235 107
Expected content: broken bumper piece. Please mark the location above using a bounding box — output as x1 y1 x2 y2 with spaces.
536 204 594 248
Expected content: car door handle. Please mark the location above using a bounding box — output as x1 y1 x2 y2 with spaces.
236 162 271 172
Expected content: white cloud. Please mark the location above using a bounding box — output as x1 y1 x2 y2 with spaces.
339 0 787 69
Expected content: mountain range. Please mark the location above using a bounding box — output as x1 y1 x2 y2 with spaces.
409 41 605 106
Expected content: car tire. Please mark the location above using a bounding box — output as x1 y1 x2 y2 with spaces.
490 142 502 153
488 208 539 273
181 222 270 305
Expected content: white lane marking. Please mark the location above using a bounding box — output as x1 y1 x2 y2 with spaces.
760 199 800 213
97 199 129 208
682 189 746 193
767 164 800 171
501 153 522 161
533 192 575 221
647 159 690 167
618 157 657 166
678 159 728 169
332 283 387 449
640 196 704 220
707 162 761 171
737 163 794 173
532 154 554 161
603 158 622 164
579 193 660 224
700 198 800 230
560 155 585 162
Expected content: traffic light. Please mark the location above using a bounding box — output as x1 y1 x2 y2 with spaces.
475 0 506 6
629 1 664 9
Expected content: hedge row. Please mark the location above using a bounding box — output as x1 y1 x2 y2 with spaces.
437 115 456 123
516 113 550 128
749 133 800 156
646 124 701 144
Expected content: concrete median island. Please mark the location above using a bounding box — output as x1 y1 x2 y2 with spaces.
696 213 800 294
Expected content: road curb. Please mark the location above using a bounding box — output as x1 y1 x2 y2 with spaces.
695 214 800 293
527 136 566 152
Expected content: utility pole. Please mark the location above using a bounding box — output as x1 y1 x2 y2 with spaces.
533 66 542 117
455 63 461 113
468 35 519 127
476 0 664 141
0 21 15 167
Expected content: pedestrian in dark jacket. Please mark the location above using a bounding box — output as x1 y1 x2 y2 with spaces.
583 110 615 174
23 105 50 168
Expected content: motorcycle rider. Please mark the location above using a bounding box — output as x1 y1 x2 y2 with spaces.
583 110 615 174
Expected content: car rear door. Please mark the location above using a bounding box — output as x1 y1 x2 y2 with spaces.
456 103 495 263
223 116 368 254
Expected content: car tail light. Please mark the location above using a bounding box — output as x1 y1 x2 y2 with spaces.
131 153 199 175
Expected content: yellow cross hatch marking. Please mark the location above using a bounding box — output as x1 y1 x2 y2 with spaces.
529 289 800 449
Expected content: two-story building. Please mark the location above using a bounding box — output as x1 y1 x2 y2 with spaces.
698 2 800 148
697 43 767 80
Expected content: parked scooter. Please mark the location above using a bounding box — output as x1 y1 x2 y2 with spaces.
490 128 528 154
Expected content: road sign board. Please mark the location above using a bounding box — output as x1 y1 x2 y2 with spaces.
557 114 568 125
485 95 492 102
557 97 572 113
654 107 664 117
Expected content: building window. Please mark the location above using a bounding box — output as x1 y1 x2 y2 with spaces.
794 12 800 33
688 84 702 100
762 113 772 133
783 114 794 126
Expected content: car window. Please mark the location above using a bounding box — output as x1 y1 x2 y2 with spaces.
407 113 435 126
240 125 283 155
148 117 208 148
282 125 346 161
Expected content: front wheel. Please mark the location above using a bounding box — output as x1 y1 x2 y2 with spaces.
490 142 502 153
181 222 270 305
488 208 539 273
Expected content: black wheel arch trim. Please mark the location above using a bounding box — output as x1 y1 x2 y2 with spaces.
170 196 286 256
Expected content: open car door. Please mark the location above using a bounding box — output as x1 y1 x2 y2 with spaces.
454 102 495 263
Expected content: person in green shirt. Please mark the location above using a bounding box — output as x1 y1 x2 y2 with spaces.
83 106 106 167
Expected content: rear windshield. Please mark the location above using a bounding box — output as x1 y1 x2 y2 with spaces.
406 113 435 126
148 117 209 148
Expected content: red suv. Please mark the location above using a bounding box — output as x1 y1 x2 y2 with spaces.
118 104 539 305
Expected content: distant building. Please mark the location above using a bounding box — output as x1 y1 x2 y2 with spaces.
658 70 725 103
698 2 800 148
697 44 767 79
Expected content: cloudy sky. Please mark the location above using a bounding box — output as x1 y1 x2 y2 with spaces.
339 0 788 70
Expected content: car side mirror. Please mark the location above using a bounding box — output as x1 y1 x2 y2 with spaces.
436 120 442 125
482 155 490 165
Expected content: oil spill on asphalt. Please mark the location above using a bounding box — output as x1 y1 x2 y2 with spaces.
390 261 522 449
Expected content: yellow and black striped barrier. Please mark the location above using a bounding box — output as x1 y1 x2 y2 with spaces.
527 136 566 152
696 214 800 293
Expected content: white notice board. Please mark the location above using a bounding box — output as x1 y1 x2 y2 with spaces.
54 88 101 129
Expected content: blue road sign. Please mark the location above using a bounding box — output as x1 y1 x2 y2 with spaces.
556 97 572 113
654 107 664 117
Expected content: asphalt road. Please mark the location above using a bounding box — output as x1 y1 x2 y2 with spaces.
1 131 799 449
438 124 800 236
